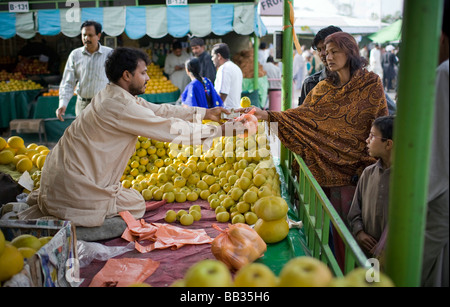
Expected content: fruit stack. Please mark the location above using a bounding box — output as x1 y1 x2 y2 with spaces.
144 63 179 94
0 79 43 92
171 256 395 287
0 70 25 81
0 230 52 284
0 136 50 190
120 123 281 226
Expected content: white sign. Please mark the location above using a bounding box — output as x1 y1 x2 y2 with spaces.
259 0 283 16
8 1 29 13
166 0 188 6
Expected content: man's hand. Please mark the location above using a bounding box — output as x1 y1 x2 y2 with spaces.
204 107 230 122
56 106 67 122
235 107 269 121
356 231 378 254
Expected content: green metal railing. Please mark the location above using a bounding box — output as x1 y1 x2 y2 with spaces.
282 150 369 277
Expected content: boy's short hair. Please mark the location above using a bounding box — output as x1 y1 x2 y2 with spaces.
312 25 342 50
373 115 395 140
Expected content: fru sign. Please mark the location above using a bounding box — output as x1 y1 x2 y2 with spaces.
259 0 283 16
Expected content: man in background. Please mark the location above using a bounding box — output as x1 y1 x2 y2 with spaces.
211 43 243 110
164 41 191 94
422 0 449 287
57 20 112 121
190 37 216 84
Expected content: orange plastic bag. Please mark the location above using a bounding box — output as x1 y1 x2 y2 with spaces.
211 223 267 270
89 258 159 287
234 108 258 138
119 211 213 253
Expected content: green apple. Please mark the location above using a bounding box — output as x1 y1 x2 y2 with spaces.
231 213 245 224
209 198 221 210
184 259 233 287
278 256 333 287
234 263 278 287
189 204 201 213
344 267 395 287
180 213 194 226
242 190 258 204
175 192 187 203
176 209 188 221
189 209 202 221
253 196 288 221
216 211 230 223
165 210 177 223
244 211 258 225
254 218 289 243
141 188 153 201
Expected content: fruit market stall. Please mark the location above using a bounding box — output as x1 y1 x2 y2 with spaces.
0 102 392 287
0 80 43 129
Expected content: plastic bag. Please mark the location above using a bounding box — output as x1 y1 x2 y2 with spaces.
211 223 267 271
89 257 159 287
234 108 258 138
77 240 135 268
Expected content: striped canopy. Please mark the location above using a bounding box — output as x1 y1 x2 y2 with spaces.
0 4 267 40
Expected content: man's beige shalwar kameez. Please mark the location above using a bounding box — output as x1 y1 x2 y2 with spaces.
21 84 221 227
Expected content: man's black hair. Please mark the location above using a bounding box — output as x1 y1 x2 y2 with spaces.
211 43 230 60
172 41 182 50
105 47 150 83
81 20 102 35
190 37 205 47
312 25 343 50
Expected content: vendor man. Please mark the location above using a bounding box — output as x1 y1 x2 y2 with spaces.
56 20 113 121
20 47 234 227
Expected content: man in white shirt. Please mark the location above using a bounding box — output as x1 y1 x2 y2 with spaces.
164 41 191 93
211 43 243 109
369 43 383 81
57 20 113 121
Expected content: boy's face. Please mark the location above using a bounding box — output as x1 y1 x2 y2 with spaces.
366 126 388 158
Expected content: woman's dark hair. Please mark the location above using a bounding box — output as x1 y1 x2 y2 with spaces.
105 47 150 83
186 58 213 108
324 32 368 85
81 20 102 35
373 115 395 140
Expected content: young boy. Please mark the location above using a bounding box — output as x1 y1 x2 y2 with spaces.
348 115 395 256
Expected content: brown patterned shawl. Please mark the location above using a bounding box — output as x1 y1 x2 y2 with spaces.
268 69 388 187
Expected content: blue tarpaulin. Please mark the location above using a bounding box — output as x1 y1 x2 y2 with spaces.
0 4 267 40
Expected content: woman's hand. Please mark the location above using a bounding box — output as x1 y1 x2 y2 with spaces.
204 107 230 122
235 107 269 121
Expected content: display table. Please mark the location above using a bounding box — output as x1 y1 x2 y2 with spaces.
138 90 180 104
79 199 306 287
32 96 76 119
0 89 41 129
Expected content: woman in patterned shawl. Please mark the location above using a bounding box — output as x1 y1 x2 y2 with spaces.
239 32 388 268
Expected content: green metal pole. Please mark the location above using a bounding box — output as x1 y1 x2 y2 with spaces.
253 34 259 92
282 0 293 111
385 0 443 287
280 0 294 170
